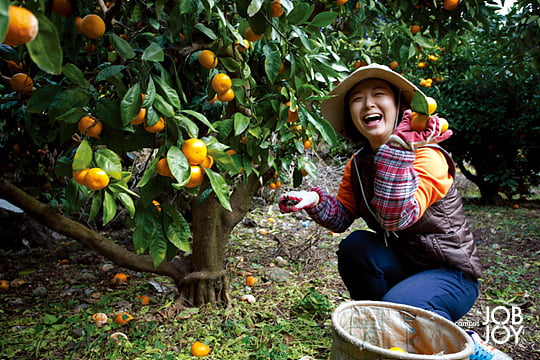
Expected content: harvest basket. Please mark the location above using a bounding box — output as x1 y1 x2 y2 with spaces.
330 301 474 360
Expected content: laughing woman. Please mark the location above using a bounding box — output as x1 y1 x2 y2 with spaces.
279 63 512 360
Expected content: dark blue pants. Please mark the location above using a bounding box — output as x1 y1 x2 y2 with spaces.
336 230 479 321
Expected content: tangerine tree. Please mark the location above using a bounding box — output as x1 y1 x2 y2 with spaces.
0 0 493 306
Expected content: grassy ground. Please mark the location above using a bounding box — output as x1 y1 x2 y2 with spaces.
0 180 538 359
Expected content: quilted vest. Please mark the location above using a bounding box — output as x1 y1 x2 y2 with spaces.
350 145 482 279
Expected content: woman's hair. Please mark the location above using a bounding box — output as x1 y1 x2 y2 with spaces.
342 78 409 144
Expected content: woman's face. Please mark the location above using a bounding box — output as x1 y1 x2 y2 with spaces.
348 79 398 150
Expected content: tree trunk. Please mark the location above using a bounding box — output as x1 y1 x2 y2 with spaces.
456 161 505 205
0 172 266 308
179 173 263 307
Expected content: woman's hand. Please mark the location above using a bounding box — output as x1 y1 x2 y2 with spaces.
278 191 320 213
389 109 453 151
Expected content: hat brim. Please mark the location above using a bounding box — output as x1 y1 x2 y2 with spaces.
321 63 425 138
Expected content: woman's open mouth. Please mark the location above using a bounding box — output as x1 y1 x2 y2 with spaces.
363 114 383 126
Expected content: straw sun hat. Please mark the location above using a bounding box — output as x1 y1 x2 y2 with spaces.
321 63 426 138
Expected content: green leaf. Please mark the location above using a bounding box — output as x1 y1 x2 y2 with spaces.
180 110 217 132
247 0 264 17
64 180 89 214
120 83 142 126
142 42 164 62
308 11 338 27
161 204 191 253
149 233 168 268
96 65 127 82
43 314 59 325
109 33 136 59
133 210 155 254
220 57 241 72
0 3 8 44
56 107 88 125
193 23 217 40
410 91 429 114
72 140 93 171
167 146 190 184
153 93 175 117
287 3 313 25
62 64 89 87
305 111 337 147
233 112 250 136
26 13 62 75
115 192 135 217
102 191 117 225
89 191 103 222
95 149 123 180
152 75 181 110
204 168 232 212
263 43 282 84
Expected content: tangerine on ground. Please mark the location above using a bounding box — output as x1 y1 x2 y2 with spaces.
156 158 173 177
0 280 9 291
410 24 421 35
80 14 106 39
211 73 232 94
91 312 108 326
198 50 218 69
185 166 204 188
114 312 134 325
144 117 165 133
244 27 262 42
191 341 210 357
73 168 90 185
85 168 110 191
10 73 33 93
52 0 72 16
78 115 103 138
217 88 235 102
136 295 151 305
112 273 128 282
182 139 208 165
3 6 39 46
246 276 258 287
410 112 430 131
270 1 284 17
443 0 459 10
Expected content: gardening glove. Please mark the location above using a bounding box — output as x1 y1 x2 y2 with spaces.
389 109 452 151
278 191 320 213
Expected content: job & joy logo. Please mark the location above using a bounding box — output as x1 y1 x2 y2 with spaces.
482 305 524 345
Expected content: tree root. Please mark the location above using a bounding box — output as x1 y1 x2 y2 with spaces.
178 270 231 307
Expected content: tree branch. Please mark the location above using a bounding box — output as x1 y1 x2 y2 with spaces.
0 177 191 282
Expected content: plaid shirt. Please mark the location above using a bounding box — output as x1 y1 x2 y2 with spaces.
371 144 420 231
307 144 420 232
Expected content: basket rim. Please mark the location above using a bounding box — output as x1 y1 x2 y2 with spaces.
331 301 475 360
